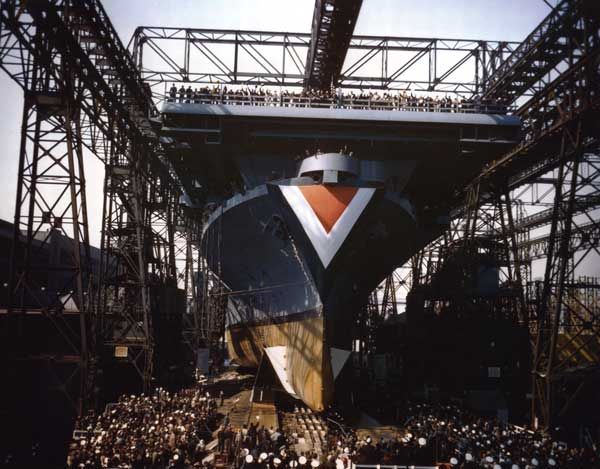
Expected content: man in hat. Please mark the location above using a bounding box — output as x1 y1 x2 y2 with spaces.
217 425 225 453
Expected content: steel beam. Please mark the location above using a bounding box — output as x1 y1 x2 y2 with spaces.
130 27 518 100
408 0 599 429
483 0 600 106
0 3 93 415
304 0 362 90
0 0 196 405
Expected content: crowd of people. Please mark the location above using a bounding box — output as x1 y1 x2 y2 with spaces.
311 403 599 469
218 421 290 469
166 85 505 114
201 400 599 469
65 383 598 469
67 388 219 468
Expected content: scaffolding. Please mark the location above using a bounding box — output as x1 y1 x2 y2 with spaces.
0 0 198 410
0 0 598 430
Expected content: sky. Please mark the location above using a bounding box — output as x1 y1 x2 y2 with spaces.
0 0 553 248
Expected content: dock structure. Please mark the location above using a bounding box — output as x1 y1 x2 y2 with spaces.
0 2 598 466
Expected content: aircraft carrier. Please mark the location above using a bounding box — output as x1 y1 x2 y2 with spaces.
162 102 521 410
1 0 599 465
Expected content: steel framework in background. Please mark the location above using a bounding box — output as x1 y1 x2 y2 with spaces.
0 0 597 432
1 25 92 413
408 157 599 423
199 210 228 356
304 0 362 90
482 0 595 106
355 272 403 363
411 0 600 429
173 213 203 360
472 0 600 190
0 0 198 411
527 152 600 428
410 189 528 322
474 0 600 429
0 0 105 415
130 27 519 100
409 151 600 424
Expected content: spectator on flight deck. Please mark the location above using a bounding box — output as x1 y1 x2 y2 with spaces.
169 84 177 102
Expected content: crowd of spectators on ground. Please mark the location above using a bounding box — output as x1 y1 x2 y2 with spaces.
226 403 597 469
167 84 505 114
64 382 598 469
66 387 219 468
218 421 289 469
307 403 597 469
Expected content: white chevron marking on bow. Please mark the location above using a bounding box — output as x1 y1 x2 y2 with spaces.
280 185 375 268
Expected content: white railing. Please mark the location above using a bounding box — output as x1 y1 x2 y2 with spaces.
164 93 511 114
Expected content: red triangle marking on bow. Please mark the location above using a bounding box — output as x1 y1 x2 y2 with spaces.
298 185 358 233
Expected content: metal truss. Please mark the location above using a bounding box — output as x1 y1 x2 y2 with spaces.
462 37 600 201
146 182 178 286
199 216 227 354
130 27 519 99
304 0 362 90
0 0 195 409
99 141 154 391
0 0 93 414
173 214 202 360
406 0 599 428
410 147 600 426
406 150 599 428
410 190 528 325
519 219 600 261
527 150 600 428
354 272 403 364
483 0 600 105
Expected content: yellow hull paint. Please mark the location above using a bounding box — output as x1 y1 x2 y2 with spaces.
226 315 333 411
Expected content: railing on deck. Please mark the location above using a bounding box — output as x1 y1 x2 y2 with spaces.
163 93 512 114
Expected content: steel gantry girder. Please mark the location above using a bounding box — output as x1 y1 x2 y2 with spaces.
408 0 600 430
304 0 362 91
482 0 600 105
0 0 105 415
130 27 519 100
459 29 600 204
0 0 196 410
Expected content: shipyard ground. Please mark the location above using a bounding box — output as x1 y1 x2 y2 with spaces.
192 369 599 468
194 368 422 465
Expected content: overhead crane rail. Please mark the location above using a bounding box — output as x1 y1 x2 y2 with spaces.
304 0 362 90
482 0 598 104
463 42 600 200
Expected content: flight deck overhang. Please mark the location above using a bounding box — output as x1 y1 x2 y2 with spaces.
160 102 522 209
161 102 521 128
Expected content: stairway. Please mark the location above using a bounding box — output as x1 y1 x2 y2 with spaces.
219 390 252 430
280 405 329 455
